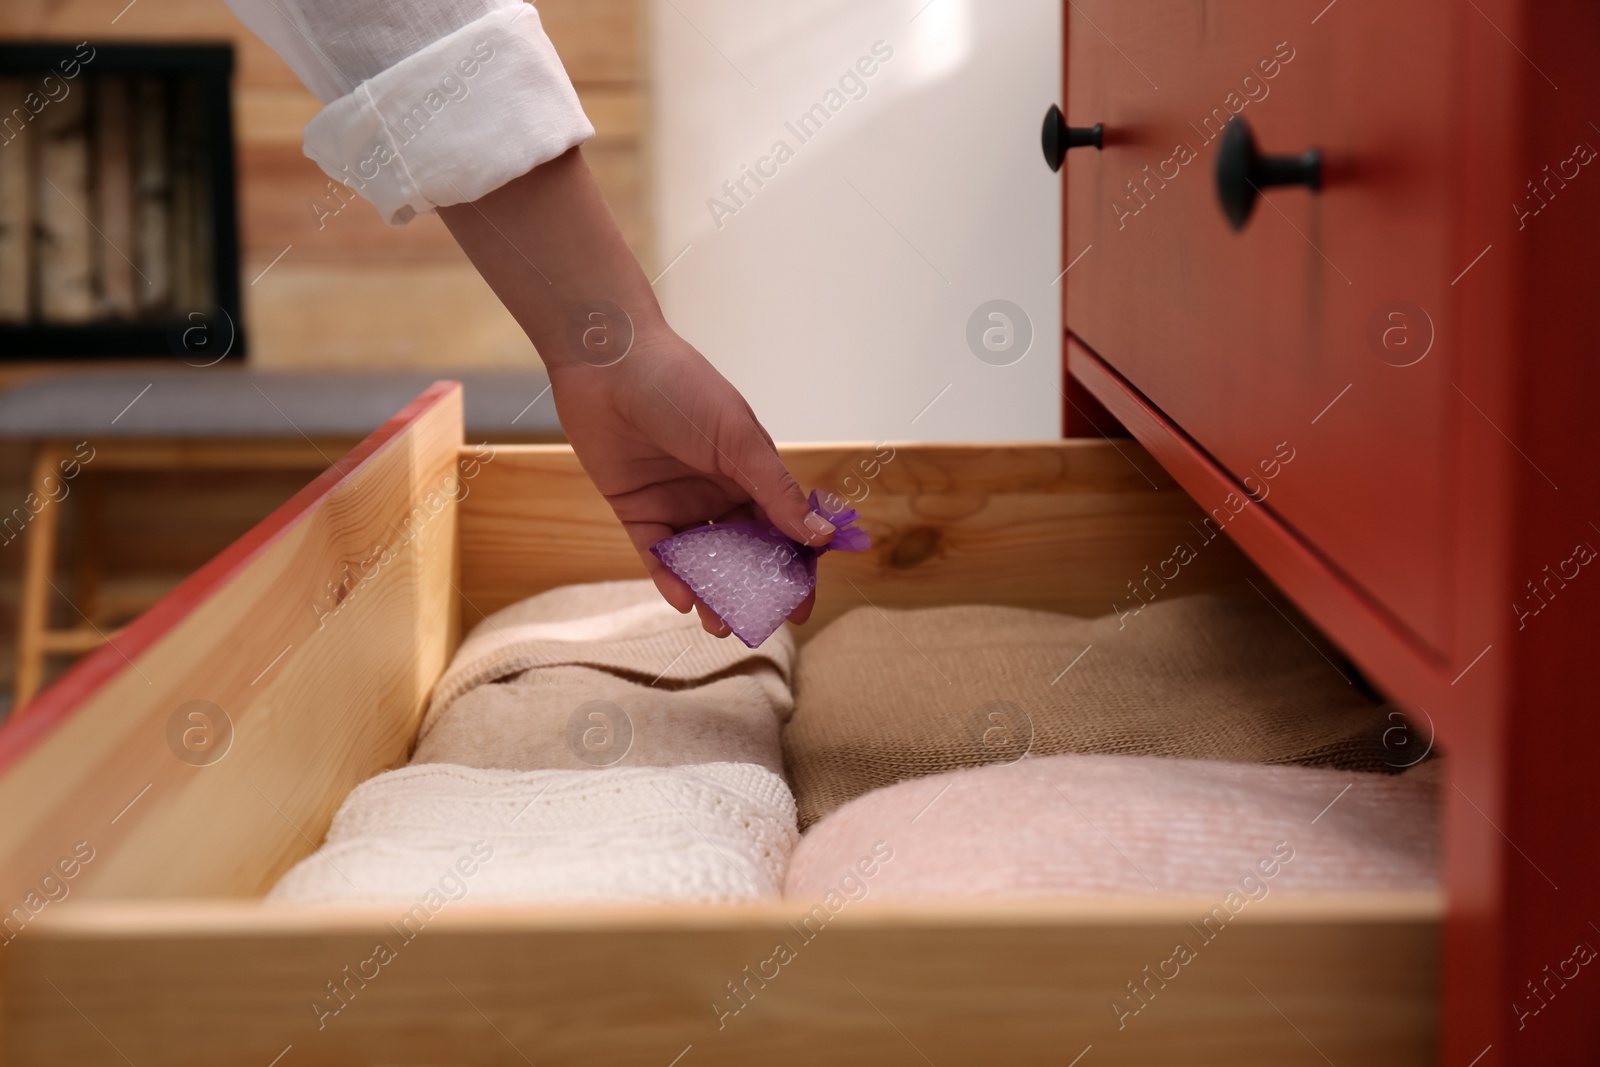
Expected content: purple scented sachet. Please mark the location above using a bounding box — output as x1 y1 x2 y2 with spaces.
650 491 871 648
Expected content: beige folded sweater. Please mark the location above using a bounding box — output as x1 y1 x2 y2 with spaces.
413 580 796 773
784 594 1400 828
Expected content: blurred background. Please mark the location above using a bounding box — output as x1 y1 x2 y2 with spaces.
0 0 1060 709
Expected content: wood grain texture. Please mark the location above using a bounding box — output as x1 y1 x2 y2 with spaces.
0 0 637 88
0 385 463 903
241 135 645 266
237 85 642 149
6 894 1439 1066
538 0 643 85
241 262 540 370
0 423 1437 1064
12 446 68 708
457 441 1258 632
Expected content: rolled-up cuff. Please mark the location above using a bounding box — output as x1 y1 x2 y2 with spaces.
302 4 593 225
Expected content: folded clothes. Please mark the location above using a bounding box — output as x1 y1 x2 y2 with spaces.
784 594 1400 828
414 580 795 772
785 754 1439 900
413 664 791 773
269 761 798 904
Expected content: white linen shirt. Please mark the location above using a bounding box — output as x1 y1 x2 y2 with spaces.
225 0 593 224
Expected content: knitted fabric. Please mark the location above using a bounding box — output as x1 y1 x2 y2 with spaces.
426 580 794 715
786 754 1439 899
783 594 1399 829
269 761 798 904
415 580 796 772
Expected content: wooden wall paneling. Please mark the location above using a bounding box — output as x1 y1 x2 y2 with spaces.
0 0 305 90
236 85 643 266
239 143 467 264
537 0 643 85
242 263 541 370
0 384 462 903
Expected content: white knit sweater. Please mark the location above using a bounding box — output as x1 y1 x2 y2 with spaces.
268 761 798 904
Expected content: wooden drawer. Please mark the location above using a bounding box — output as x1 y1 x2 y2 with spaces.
1064 2 1461 651
0 384 1437 1064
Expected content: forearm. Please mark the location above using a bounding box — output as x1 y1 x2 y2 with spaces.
436 147 668 366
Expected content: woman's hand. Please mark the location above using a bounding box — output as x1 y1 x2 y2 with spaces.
547 328 834 636
438 148 830 636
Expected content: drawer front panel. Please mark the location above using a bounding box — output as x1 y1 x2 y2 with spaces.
11 899 1438 1066
1065 2 1459 649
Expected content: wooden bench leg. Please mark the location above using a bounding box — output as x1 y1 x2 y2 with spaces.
12 443 67 713
75 469 102 626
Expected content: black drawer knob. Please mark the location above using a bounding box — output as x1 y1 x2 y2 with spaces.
1042 104 1102 172
1214 116 1321 230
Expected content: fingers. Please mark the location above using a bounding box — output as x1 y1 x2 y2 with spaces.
636 351 830 547
694 601 732 638
719 416 833 548
645 544 731 638
649 567 696 614
787 588 817 626
622 520 696 613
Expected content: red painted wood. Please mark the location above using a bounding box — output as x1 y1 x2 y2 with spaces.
1477 2 1600 1061
1064 1 1460 652
0 381 463 776
1070 339 1455 692
1061 363 1127 439
1062 1 1600 1061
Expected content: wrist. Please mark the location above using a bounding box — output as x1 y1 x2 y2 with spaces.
534 299 672 374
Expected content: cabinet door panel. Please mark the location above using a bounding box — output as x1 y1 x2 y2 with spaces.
1065 2 1458 649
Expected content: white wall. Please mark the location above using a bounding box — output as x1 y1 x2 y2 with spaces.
649 0 1062 443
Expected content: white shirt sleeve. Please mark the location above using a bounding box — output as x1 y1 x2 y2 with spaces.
224 0 593 225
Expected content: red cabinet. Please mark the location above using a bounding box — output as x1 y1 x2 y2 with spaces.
1065 2 1459 652
1060 2 1600 1063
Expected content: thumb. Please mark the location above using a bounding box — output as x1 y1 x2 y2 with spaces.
720 413 834 548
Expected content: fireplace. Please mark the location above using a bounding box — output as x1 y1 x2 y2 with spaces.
0 41 244 363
